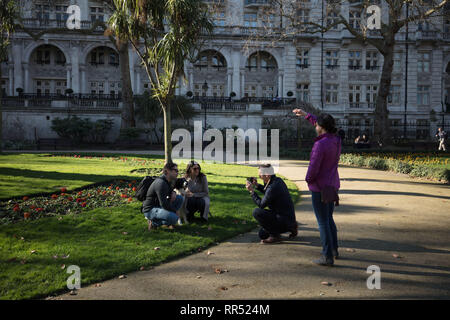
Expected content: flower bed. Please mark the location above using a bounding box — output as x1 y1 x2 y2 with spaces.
339 153 450 183
0 179 140 224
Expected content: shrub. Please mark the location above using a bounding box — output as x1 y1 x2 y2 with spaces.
51 116 113 144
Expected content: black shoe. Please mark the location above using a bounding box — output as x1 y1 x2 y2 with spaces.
332 249 339 260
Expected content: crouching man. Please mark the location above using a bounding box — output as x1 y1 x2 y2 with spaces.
142 162 184 230
246 164 298 244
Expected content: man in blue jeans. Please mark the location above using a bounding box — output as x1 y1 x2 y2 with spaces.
142 162 184 230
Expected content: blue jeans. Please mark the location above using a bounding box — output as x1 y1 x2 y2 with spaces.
143 195 184 227
311 191 338 259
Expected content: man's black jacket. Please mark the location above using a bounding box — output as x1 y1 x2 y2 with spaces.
251 175 296 223
142 175 176 213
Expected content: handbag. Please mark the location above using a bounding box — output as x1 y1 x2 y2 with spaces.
321 139 340 206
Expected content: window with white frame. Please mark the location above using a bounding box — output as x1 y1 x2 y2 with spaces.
325 84 339 104
244 12 258 28
296 83 309 102
262 85 275 98
211 84 225 97
326 7 340 30
348 50 362 70
90 7 105 22
35 79 51 95
55 5 69 27
213 9 226 27
417 85 430 105
261 8 276 28
349 84 362 107
388 85 401 105
418 52 431 73
55 80 67 95
393 52 402 73
36 4 50 22
349 9 362 30
296 49 309 69
366 84 378 106
244 84 257 97
366 52 379 70
325 50 339 69
297 9 310 24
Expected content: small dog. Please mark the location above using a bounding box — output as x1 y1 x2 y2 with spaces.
174 178 189 224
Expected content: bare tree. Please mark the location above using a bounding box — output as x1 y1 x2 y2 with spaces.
244 0 449 146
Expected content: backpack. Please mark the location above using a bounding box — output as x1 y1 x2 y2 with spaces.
135 176 158 201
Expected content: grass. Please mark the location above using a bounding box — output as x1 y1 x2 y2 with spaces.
0 153 299 300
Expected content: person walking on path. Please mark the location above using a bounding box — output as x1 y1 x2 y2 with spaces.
435 127 447 151
293 108 341 266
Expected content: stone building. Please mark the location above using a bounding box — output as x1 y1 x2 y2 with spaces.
1 0 450 145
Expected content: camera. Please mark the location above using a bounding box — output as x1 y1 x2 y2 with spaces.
246 177 256 184
174 177 188 190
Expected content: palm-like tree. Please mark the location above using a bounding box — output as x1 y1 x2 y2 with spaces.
0 0 18 152
108 0 214 163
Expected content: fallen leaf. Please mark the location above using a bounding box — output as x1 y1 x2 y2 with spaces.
94 283 101 287
62 254 70 259
69 290 77 295
122 232 128 235
61 264 66 269
219 286 228 291
30 250 37 254
345 248 355 253
321 281 331 286
118 275 127 279
196 276 202 279
139 266 145 271
52 255 58 259
154 247 160 251
20 237 25 241
206 250 214 255
215 268 223 274
392 254 401 259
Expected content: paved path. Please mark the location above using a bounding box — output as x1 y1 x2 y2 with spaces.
51 160 450 299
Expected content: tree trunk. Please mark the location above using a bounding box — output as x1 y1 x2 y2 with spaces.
162 102 172 163
117 41 135 129
374 37 395 148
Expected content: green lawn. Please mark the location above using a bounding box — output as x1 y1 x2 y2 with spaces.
0 153 299 299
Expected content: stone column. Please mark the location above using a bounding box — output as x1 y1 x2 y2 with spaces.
13 44 23 95
227 68 233 96
80 64 86 93
66 64 72 91
278 71 284 97
8 64 14 96
135 70 141 94
70 43 80 93
23 62 29 93
240 68 245 98
189 68 194 92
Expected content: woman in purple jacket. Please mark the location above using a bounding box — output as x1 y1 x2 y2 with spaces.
293 108 341 266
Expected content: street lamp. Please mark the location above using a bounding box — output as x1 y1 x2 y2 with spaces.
202 81 209 130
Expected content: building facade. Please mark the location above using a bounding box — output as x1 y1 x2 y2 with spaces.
2 0 450 144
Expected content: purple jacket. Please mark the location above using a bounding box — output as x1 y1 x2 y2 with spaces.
304 113 341 192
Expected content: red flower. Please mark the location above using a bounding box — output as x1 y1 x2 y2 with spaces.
116 187 120 190
61 187 67 193
13 206 20 212
128 198 133 202
77 191 82 196
51 194 58 199
24 212 31 219
102 191 107 195
121 194 128 198
81 202 87 207
128 184 132 187
67 197 73 201
30 205 36 209
132 187 136 192
23 196 29 201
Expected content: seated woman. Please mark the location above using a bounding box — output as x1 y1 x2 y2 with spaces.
183 161 210 223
